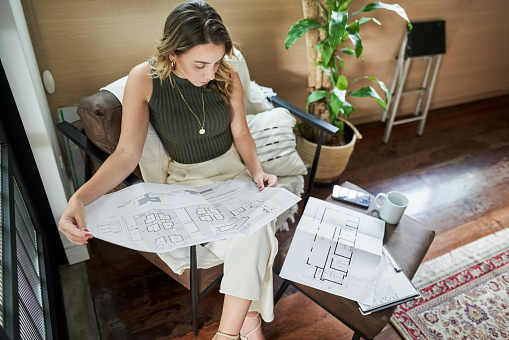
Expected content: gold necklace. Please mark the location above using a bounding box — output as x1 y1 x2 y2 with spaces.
172 74 206 135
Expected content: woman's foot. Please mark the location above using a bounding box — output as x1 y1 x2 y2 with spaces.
240 312 264 340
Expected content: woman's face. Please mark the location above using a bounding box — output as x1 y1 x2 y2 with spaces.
170 43 226 87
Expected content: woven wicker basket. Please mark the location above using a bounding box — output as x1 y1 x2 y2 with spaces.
296 119 362 183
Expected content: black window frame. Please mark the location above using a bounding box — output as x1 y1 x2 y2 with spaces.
1 61 68 340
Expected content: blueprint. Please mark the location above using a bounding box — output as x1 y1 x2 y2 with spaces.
85 178 300 252
279 197 385 305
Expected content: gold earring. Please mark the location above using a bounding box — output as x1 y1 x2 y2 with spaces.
171 60 175 69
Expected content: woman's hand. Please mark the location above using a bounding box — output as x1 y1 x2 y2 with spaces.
58 196 93 245
252 171 278 191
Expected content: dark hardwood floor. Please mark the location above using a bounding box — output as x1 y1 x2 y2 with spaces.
85 94 509 339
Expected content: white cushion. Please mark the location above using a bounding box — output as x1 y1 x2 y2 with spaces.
226 48 275 115
100 76 128 104
138 123 170 184
246 108 307 176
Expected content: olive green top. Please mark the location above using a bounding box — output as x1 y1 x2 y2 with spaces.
148 72 233 164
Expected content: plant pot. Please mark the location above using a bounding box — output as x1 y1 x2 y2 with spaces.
296 119 361 183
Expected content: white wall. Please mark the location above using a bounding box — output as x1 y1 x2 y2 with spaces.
0 0 89 264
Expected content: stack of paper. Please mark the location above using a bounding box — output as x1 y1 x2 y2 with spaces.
280 197 419 312
358 247 420 314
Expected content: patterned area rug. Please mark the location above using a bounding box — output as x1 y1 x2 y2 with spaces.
390 228 509 339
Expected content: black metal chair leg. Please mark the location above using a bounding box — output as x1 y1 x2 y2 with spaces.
190 245 198 336
274 279 291 305
84 153 92 181
351 332 362 340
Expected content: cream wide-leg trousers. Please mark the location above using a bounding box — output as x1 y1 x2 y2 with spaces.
158 144 278 322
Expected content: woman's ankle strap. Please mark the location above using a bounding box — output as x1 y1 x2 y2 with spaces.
213 331 240 340
245 312 260 320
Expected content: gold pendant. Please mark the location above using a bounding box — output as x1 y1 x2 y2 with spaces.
199 128 205 135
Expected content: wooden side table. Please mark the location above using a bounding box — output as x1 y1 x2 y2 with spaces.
273 182 435 340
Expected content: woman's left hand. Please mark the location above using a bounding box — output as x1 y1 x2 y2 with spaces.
252 171 278 191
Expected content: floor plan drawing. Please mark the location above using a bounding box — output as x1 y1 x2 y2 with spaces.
85 178 300 252
303 208 362 287
280 197 385 305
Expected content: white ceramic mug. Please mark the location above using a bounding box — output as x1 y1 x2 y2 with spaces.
374 191 409 224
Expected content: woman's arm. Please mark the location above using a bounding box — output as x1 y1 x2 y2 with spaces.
229 71 277 190
58 62 153 244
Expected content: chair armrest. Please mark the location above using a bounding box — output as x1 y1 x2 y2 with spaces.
56 121 143 187
268 96 338 136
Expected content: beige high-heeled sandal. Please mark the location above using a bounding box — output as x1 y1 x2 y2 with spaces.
212 331 239 340
240 313 262 340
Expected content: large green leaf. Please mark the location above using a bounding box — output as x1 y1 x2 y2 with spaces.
321 41 334 67
346 21 363 57
306 90 330 111
330 87 347 117
350 2 412 29
352 76 389 102
326 0 338 13
285 19 322 49
329 11 349 49
342 101 355 118
347 20 360 33
330 88 355 121
330 57 340 83
367 76 389 102
340 45 355 55
332 119 345 137
348 86 387 109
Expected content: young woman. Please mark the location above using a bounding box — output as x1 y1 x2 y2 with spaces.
58 1 277 339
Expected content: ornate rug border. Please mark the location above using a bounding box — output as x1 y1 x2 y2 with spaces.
390 228 509 339
391 251 509 339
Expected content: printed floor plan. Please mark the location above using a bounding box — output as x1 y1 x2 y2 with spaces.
280 197 385 305
85 178 300 252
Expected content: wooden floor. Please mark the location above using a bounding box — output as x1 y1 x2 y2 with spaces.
85 94 509 339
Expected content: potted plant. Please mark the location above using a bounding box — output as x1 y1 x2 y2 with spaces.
285 0 412 182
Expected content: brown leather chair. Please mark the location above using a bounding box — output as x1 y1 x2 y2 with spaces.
57 82 338 335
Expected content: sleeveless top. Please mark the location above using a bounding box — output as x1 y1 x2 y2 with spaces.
148 71 233 164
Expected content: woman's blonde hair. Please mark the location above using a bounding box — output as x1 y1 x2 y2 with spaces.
151 0 235 101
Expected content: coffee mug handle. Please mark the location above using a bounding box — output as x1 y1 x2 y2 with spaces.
375 193 387 210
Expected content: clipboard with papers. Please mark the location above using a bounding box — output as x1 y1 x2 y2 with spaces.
357 246 421 315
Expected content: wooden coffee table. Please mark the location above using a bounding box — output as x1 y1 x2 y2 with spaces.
273 182 435 340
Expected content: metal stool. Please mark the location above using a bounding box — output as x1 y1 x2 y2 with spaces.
382 21 446 144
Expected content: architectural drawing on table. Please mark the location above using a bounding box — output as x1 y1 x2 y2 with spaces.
302 208 361 287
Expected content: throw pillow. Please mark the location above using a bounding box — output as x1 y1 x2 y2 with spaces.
246 108 307 176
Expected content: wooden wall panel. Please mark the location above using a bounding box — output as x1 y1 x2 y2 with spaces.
22 0 509 126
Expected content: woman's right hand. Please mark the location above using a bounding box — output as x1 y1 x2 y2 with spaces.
58 196 93 245
57 61 151 245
